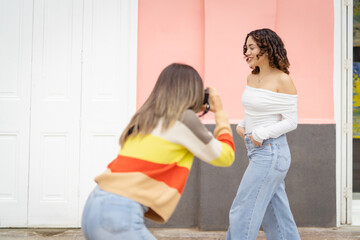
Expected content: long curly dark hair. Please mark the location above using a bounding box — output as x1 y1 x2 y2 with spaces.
243 28 290 74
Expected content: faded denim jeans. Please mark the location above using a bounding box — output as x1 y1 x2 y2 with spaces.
81 186 156 240
226 134 300 240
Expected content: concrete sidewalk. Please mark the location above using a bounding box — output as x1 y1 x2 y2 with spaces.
0 227 360 240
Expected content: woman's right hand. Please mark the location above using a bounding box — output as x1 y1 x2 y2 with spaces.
207 87 223 113
236 126 246 141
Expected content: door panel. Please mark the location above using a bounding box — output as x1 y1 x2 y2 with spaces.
79 0 138 221
0 0 33 227
28 0 83 226
0 0 137 227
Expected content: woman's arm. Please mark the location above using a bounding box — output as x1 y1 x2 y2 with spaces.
175 110 235 167
251 73 297 144
236 120 246 140
175 87 235 167
251 110 297 143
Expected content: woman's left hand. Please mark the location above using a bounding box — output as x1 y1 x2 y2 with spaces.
248 135 262 147
207 87 224 113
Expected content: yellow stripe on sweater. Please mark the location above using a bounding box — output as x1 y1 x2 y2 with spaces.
209 142 235 167
120 135 193 169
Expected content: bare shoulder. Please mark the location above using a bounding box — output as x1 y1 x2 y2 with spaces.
277 72 297 95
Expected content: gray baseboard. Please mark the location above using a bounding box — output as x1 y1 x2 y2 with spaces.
146 124 336 230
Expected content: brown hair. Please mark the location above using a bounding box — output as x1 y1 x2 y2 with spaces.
119 63 204 146
243 28 290 74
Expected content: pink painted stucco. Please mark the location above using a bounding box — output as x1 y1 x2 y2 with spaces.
137 0 204 103
275 0 334 123
137 0 334 124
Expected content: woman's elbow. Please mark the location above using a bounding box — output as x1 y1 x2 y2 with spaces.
209 151 235 167
289 121 298 131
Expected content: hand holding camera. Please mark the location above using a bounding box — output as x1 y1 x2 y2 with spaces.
207 87 224 113
199 87 224 117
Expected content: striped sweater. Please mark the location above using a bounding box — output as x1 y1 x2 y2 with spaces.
95 109 235 223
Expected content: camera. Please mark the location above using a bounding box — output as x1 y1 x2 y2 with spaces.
203 88 209 105
199 88 210 117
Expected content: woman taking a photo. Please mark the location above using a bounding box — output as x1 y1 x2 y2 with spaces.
81 63 235 240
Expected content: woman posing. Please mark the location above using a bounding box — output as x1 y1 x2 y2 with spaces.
81 63 235 240
226 28 301 240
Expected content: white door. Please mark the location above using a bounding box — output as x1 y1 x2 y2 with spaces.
0 0 137 227
78 0 138 221
0 0 33 227
27 0 83 227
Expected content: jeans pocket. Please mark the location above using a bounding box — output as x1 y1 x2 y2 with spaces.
274 144 291 172
100 198 131 233
249 144 272 166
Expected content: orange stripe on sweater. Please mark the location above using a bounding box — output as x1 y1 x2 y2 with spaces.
107 155 190 194
217 133 235 151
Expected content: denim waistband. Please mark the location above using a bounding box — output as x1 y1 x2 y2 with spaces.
92 186 149 212
244 133 287 147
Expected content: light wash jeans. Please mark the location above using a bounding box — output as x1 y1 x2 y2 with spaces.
226 134 300 240
81 186 157 240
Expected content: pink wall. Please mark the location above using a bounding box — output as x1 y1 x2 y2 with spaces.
137 0 204 104
275 0 334 123
137 0 334 124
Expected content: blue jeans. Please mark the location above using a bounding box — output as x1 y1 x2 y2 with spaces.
226 134 300 240
81 186 157 240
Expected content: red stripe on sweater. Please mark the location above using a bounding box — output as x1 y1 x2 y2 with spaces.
107 155 189 194
217 133 235 151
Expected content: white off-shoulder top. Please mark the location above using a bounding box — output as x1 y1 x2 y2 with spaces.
237 85 298 143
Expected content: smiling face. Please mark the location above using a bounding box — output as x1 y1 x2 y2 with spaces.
243 28 290 74
244 36 266 69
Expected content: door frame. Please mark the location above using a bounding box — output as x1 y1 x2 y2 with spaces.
336 0 353 226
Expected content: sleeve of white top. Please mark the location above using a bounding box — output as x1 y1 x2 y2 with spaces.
237 119 245 128
251 110 298 143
